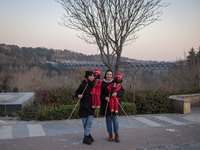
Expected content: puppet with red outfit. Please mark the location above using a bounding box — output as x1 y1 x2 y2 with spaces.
107 73 122 113
90 69 102 109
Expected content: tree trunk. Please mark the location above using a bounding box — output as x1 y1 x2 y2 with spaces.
114 51 122 74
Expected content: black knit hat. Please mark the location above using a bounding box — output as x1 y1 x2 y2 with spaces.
85 71 94 78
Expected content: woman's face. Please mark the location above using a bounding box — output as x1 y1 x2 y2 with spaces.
88 74 94 81
106 71 113 81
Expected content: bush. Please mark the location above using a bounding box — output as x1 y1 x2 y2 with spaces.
19 86 79 121
13 87 19 92
19 102 137 121
19 87 171 121
34 86 77 107
19 104 79 121
121 89 135 103
135 89 171 114
120 102 137 115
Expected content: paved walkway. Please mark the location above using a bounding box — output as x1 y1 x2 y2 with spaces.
0 107 200 150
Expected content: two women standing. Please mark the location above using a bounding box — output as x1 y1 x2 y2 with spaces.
75 69 124 145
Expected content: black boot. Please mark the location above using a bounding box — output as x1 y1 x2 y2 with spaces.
83 135 92 145
89 134 94 143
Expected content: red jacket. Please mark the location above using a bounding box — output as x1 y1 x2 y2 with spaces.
91 79 102 95
107 82 121 95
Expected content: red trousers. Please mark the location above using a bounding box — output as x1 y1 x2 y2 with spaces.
109 96 119 113
92 94 100 108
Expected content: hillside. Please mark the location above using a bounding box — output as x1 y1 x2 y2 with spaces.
0 43 135 72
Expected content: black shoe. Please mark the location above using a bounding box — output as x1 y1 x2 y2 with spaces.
83 135 92 145
89 134 94 143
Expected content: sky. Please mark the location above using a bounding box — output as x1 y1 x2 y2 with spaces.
0 0 200 62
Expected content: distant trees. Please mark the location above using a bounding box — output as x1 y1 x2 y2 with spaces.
0 44 55 72
122 47 200 92
187 47 200 66
165 47 200 91
0 74 13 92
0 44 134 73
184 47 200 89
1 43 200 93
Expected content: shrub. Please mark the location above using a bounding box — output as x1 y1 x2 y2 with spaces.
19 87 171 121
121 89 135 103
19 104 79 121
13 87 19 92
34 86 77 107
120 102 137 115
135 89 171 114
19 102 137 121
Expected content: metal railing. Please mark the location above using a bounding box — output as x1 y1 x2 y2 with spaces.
50 60 177 71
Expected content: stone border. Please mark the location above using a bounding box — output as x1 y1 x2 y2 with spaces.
0 92 35 114
169 93 200 114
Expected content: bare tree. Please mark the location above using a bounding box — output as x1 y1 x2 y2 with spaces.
56 0 168 73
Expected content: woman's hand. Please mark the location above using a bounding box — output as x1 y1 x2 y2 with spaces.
78 94 83 99
105 97 109 102
112 92 117 97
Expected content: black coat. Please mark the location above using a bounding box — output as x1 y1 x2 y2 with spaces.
75 80 94 118
100 79 124 116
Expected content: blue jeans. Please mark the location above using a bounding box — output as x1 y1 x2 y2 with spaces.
106 115 119 133
82 115 93 136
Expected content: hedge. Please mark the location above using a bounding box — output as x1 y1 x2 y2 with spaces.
19 102 136 121
18 86 172 121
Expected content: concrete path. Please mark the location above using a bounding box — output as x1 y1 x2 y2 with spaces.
0 107 200 150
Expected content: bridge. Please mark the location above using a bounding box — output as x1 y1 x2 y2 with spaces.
49 60 178 71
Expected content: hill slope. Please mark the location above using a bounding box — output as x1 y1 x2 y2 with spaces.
0 43 135 72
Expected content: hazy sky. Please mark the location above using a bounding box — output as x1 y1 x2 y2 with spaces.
0 0 200 61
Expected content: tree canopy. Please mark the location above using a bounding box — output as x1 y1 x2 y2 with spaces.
56 0 168 73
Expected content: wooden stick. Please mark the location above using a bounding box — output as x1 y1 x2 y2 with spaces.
97 108 99 128
118 101 135 127
103 92 110 130
102 101 108 131
67 83 88 121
